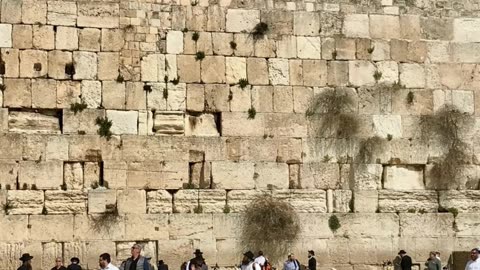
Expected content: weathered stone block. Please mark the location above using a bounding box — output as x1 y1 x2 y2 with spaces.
247 58 269 85
22 0 47 24
254 162 289 189
212 161 254 189
47 1 77 26
77 2 119 28
399 63 425 88
7 190 44 215
116 189 146 214
87 189 116 214
226 57 246 84
127 161 188 189
335 38 356 60
1 0 21 23
273 86 293 113
44 191 87 214
453 18 480 42
55 27 78 51
177 55 200 83
146 190 173 214
201 56 226 83
0 214 28 241
227 190 268 212
268 58 289 85
166 31 184 54
169 213 213 239
333 190 352 213
439 190 480 213
102 81 125 110
328 61 349 86
199 190 226 213
294 11 319 36
174 189 198 213
64 162 83 190
349 61 376 87
334 213 399 237
343 14 369 38
221 112 264 137
371 40 390 61
106 110 138 135
383 165 424 190
48 50 72 80
354 190 378 213
185 114 220 137
12 25 32 49
0 24 12 47
80 80 101 109
357 39 372 60
79 28 101 52
101 29 124 52
8 110 60 134
226 9 260 33
125 82 146 111
352 164 382 190
390 39 408 62
2 48 19 77
300 163 340 189
125 214 169 240
18 160 63 190
297 36 321 59
19 50 47 78
370 15 400 39
399 213 455 237
73 52 97 80
153 111 184 135
62 109 104 135
276 35 297 58
378 190 438 213
97 52 119 81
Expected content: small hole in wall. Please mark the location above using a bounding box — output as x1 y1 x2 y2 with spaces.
143 85 152 92
65 63 75 76
33 63 42 71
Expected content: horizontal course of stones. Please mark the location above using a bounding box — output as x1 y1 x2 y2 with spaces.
1 0 480 270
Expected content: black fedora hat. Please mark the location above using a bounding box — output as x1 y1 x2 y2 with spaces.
19 253 33 262
70 257 80 264
194 249 203 255
244 251 255 260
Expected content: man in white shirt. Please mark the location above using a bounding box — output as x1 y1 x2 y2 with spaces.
465 249 480 270
241 251 261 270
100 253 119 270
254 251 266 268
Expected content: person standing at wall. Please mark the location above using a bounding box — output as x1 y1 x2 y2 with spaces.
426 252 441 270
398 250 412 270
465 249 480 270
51 257 67 270
119 244 151 270
241 251 261 270
18 254 34 270
284 254 300 270
158 260 169 270
308 251 316 270
99 253 119 270
254 251 266 269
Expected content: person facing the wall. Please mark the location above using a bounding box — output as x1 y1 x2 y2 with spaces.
308 250 316 270
18 253 33 270
398 250 412 270
67 257 82 270
426 251 441 270
241 251 261 270
51 257 66 270
119 244 151 270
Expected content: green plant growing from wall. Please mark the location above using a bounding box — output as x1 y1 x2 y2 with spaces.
238 78 249 89
241 195 300 263
2 201 12 214
230 41 237 50
193 205 203 213
116 74 125 83
332 50 337 60
406 91 415 104
328 215 341 232
306 89 359 138
195 51 205 61
356 136 387 164
0 84 6 92
223 205 231 214
251 22 269 40
192 32 200 41
70 100 88 114
91 204 121 233
367 46 375 54
170 77 180 85
448 207 459 218
373 71 382 82
247 107 256 119
420 105 474 189
96 117 113 140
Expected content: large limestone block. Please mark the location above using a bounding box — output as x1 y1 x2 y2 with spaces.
153 111 184 135
0 24 12 47
87 188 116 214
227 190 268 212
451 43 480 63
226 9 260 33
370 15 400 39
64 162 83 190
300 163 340 189
0 160 18 189
351 164 382 190
126 82 147 110
185 114 220 137
7 190 44 215
225 57 246 84
456 213 480 236
213 214 242 238
73 51 98 80
343 14 369 38
73 214 125 240
98 52 119 80
354 190 378 213
120 136 189 162
44 190 87 214
0 134 23 160
48 50 72 80
2 48 19 77
81 80 101 109
125 214 169 240
297 213 333 238
254 162 289 189
47 1 77 26
372 115 402 139
28 215 74 241
221 112 264 137
293 11 320 36
378 190 438 213
146 190 173 214
297 36 321 59
18 160 63 189
0 214 28 241
62 109 105 135
174 189 198 213
399 213 455 237
268 58 290 85
333 190 353 213
102 81 126 110
4 78 31 108
453 18 480 42
169 214 213 240
79 28 101 52
22 0 47 24
199 190 226 213
334 213 399 237
399 63 425 88
55 26 78 51
77 2 119 28
349 61 376 86
273 190 327 213
101 29 124 52
212 161 254 189
117 190 146 214
8 110 60 134
106 110 138 135
439 190 480 213
167 31 184 54
264 113 307 137
12 25 33 49
383 165 424 190
127 161 188 189
45 136 68 161
32 79 56 108
201 56 226 83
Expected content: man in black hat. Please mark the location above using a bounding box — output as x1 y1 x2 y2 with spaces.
18 253 33 270
241 251 261 270
308 251 316 270
187 249 208 270
399 250 412 270
67 257 82 270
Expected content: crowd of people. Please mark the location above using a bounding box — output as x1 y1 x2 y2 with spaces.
14 246 480 270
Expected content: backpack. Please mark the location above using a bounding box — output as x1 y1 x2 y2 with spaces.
263 260 271 270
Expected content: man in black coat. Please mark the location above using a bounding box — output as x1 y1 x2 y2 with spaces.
399 250 412 270
67 257 82 270
307 251 316 270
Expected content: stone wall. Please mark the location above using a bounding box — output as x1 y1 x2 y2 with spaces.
1 0 480 269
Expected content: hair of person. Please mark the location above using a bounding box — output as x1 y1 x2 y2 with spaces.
100 253 111 263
